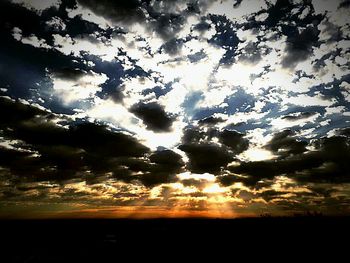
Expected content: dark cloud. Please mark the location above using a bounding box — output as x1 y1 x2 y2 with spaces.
0 97 152 182
259 189 288 202
187 50 207 63
178 127 249 174
77 0 190 40
112 149 184 187
77 0 148 25
238 42 263 64
130 102 175 132
337 127 350 137
0 99 84 181
71 122 150 157
0 97 48 126
338 0 350 9
0 97 187 187
51 68 87 81
281 25 320 68
281 111 317 121
179 143 233 174
198 116 225 126
264 0 322 28
181 127 207 144
160 38 184 55
193 19 211 32
265 130 308 158
223 130 350 187
318 19 343 43
141 84 172 99
264 0 295 28
149 149 184 168
218 129 249 154
233 0 243 8
149 12 186 40
295 135 350 183
137 172 176 187
181 178 207 189
63 14 108 38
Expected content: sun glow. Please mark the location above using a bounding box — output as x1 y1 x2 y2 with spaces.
240 148 275 162
177 172 216 182
203 183 228 194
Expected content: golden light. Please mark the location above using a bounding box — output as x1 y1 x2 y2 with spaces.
240 147 275 162
177 172 216 182
203 183 228 194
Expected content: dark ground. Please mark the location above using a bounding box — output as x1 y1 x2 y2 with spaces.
0 217 349 262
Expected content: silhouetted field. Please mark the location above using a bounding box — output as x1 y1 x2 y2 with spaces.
1 217 349 262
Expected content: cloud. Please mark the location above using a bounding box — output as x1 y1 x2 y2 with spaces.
264 130 308 158
208 14 240 64
149 149 184 168
1 0 350 215
0 97 188 188
233 0 243 8
149 12 186 40
77 0 148 26
224 128 350 187
160 38 184 55
0 97 151 180
0 97 48 126
11 0 61 14
338 0 350 9
178 126 249 174
218 129 249 154
52 68 87 81
198 116 225 126
76 0 192 41
238 41 264 64
281 26 321 69
130 102 176 132
70 122 150 158
281 112 317 121
108 148 185 187
179 143 233 174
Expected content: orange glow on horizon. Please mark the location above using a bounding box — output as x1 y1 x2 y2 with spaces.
0 205 255 219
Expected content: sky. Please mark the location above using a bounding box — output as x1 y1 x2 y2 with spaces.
0 0 349 218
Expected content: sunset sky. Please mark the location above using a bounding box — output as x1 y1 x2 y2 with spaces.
0 0 349 218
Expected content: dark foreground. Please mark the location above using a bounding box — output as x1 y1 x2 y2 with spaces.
1 217 349 262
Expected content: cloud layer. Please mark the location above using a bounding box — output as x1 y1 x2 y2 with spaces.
0 0 349 217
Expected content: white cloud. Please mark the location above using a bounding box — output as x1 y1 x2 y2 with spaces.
270 113 320 130
11 0 61 14
239 147 276 162
340 81 350 102
51 71 107 105
53 34 119 61
197 86 233 108
206 0 268 23
46 17 66 32
158 82 188 114
12 27 51 49
67 4 112 29
283 94 336 107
